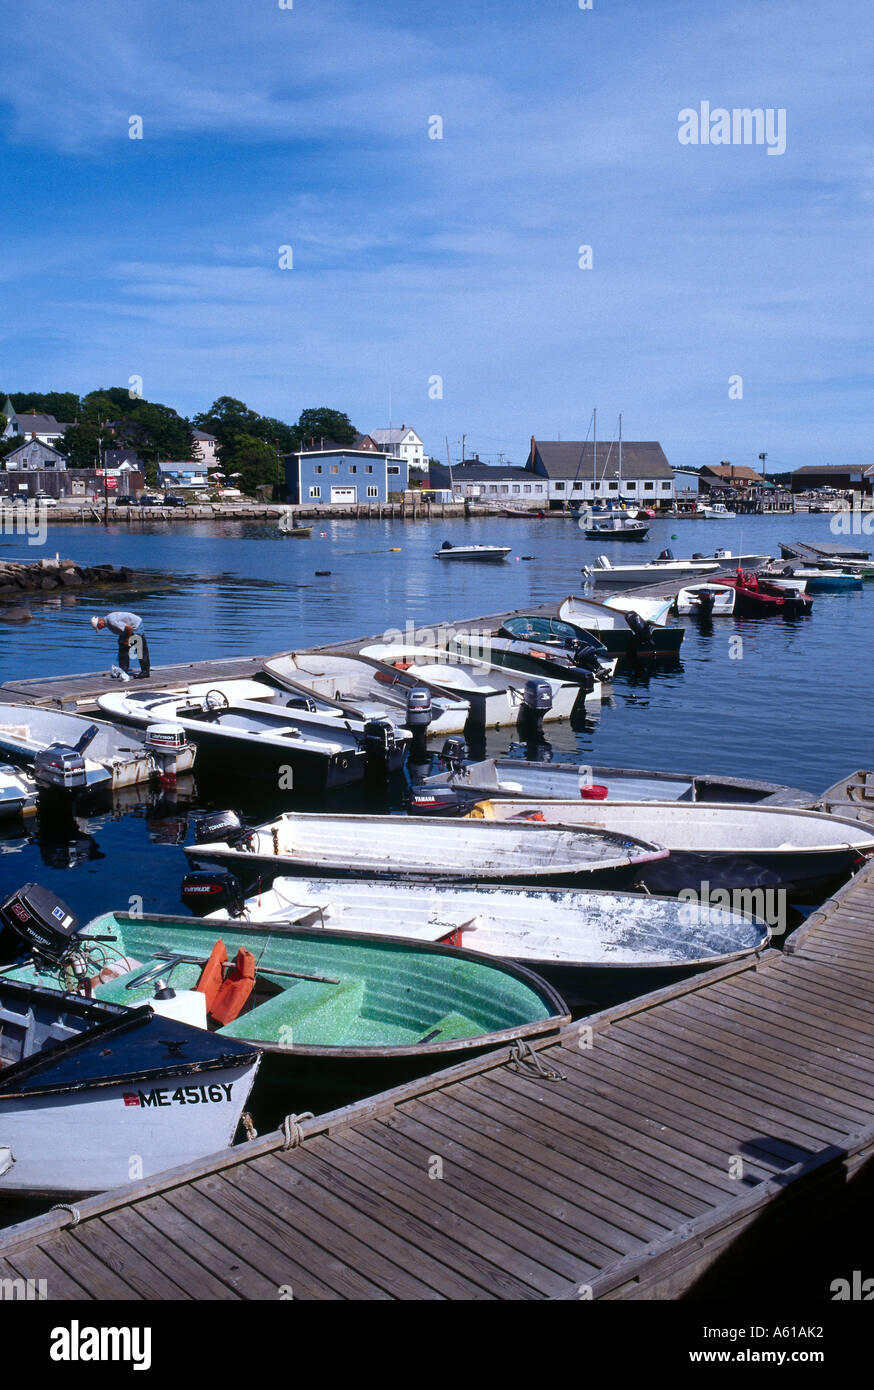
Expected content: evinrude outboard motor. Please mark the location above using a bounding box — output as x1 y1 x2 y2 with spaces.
0 883 81 965
32 722 100 792
192 809 248 846
517 678 552 737
180 869 245 917
624 610 656 656
363 718 401 779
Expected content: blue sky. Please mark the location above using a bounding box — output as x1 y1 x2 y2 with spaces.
0 0 870 470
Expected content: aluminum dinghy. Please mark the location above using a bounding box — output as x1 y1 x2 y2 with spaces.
204 875 771 1012
468 801 874 895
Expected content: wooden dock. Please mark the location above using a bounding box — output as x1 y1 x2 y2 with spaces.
2 858 873 1300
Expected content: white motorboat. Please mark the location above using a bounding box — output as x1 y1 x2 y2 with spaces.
434 542 511 562
468 800 874 895
675 582 736 616
699 503 737 519
98 679 409 789
204 875 770 1012
0 703 195 793
356 644 591 722
559 593 673 629
582 551 721 586
185 808 669 890
263 652 470 734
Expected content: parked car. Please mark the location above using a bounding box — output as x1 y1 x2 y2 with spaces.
114 496 135 507
137 495 164 506
34 493 58 508
162 494 188 508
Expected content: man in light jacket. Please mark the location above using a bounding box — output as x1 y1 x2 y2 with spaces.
90 611 151 679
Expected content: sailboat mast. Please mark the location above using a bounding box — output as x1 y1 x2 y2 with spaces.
593 408 597 498
618 412 622 502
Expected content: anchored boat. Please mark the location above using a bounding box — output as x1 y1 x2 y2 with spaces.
184 808 669 891
583 515 650 541
509 605 684 660
467 800 874 895
263 651 470 735
582 551 721 586
434 542 511 562
446 632 615 687
198 874 770 1013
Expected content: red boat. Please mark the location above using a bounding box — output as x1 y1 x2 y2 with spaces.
716 570 813 617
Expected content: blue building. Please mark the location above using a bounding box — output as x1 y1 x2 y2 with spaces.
283 447 407 505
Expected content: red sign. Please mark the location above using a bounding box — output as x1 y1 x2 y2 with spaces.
105 478 117 490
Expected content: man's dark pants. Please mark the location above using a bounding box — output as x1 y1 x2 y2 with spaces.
117 633 151 677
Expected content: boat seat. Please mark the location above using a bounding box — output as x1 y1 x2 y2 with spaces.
418 1012 475 1043
195 940 228 1012
209 947 256 1026
225 976 365 1044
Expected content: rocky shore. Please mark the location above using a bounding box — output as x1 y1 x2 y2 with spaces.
0 556 134 600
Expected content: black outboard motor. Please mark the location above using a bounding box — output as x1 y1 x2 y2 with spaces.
657 548 674 561
439 736 468 773
192 809 247 845
0 883 80 964
409 785 479 816
363 718 400 778
694 588 717 618
180 869 245 916
517 678 553 737
624 610 656 656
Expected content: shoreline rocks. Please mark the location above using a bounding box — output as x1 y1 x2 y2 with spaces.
0 557 134 598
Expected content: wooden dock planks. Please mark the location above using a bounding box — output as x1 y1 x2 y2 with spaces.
2 859 874 1299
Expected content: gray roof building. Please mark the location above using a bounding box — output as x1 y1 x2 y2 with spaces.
528 439 672 481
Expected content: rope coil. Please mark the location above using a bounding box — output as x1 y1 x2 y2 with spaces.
49 1203 81 1227
506 1038 566 1083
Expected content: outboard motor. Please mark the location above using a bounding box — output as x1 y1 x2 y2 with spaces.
180 869 245 917
363 718 400 778
33 743 89 792
624 610 656 656
409 785 479 816
0 883 81 965
657 548 674 561
192 809 247 845
517 678 552 737
144 722 189 784
439 736 468 773
694 588 717 618
405 686 433 730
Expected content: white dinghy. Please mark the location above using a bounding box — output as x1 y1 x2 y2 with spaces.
205 876 770 1012
357 644 589 724
468 800 874 895
0 703 195 793
263 651 470 735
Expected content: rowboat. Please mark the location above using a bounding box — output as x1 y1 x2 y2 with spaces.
0 764 38 819
0 703 196 793
467 800 874 895
582 551 721 586
356 644 587 723
262 651 470 735
445 632 616 688
98 679 409 789
0 887 568 1121
0 902 260 1197
277 510 312 537
556 596 685 659
778 568 862 593
434 542 511 562
184 808 670 890
201 875 770 1013
814 770 874 825
411 750 814 812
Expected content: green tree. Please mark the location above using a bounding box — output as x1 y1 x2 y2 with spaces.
292 407 356 449
220 433 278 494
52 423 115 470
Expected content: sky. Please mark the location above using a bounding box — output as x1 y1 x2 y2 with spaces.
0 0 871 471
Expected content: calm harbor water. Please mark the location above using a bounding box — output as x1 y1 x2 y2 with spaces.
1 509 872 930
0 509 872 1230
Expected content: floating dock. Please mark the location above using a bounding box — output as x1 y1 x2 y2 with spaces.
1 857 873 1299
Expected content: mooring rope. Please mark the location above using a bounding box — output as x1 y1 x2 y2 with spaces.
280 1112 315 1150
506 1038 566 1083
49 1203 81 1227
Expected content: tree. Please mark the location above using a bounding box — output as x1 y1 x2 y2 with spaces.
220 433 278 494
292 407 356 449
52 422 115 470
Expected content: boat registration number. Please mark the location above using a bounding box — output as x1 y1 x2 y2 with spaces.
123 1083 234 1108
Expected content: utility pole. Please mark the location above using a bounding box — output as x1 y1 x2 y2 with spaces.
461 434 466 464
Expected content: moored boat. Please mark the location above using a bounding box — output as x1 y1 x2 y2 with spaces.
582 551 721 586
675 582 736 617
434 542 511 562
466 800 874 895
0 886 569 1121
715 571 813 617
198 874 771 1013
263 651 471 735
583 515 650 541
184 807 670 891
445 632 615 687
0 703 195 793
555 595 684 659
0 764 39 819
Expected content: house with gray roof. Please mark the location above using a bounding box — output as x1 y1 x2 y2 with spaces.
527 437 675 509
370 426 426 470
2 402 69 447
428 459 549 504
2 438 67 471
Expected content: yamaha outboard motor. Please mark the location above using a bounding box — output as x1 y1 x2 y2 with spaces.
409 785 479 816
363 718 401 779
192 809 248 845
180 869 245 917
0 883 81 964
